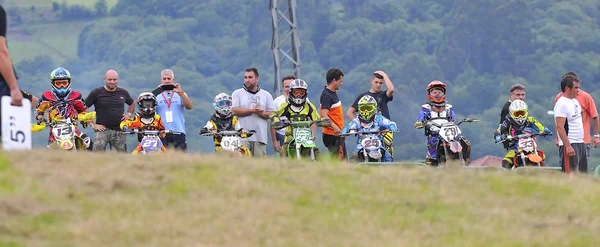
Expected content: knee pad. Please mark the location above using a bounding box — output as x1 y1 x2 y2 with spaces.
81 134 91 148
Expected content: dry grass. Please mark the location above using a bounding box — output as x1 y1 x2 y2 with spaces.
1 149 600 247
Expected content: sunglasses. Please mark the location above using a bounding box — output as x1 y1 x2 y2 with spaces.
53 80 69 89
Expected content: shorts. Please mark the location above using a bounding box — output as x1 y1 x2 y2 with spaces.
93 129 128 152
322 133 346 161
559 143 588 173
241 140 267 157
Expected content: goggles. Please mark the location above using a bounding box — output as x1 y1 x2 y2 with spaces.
358 104 376 113
291 88 306 97
511 110 527 118
140 99 156 108
215 100 232 109
53 80 70 89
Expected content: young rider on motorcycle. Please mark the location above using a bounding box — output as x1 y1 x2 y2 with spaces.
269 79 322 158
35 67 92 150
494 99 552 169
341 95 398 162
120 92 167 154
199 93 251 153
413 80 471 165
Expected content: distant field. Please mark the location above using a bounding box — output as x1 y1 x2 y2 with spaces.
5 0 117 64
5 0 119 9
9 21 92 64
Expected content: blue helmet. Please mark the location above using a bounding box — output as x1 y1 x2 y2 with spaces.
50 67 72 99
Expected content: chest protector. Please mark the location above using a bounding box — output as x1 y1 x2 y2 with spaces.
282 104 314 122
210 114 235 131
422 103 453 125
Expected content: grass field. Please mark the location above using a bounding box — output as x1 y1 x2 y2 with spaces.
1 149 599 246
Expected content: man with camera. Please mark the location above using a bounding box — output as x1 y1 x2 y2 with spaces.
152 69 194 151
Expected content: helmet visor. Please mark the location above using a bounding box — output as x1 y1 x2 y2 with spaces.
511 109 527 118
140 99 155 108
53 79 70 89
215 99 232 109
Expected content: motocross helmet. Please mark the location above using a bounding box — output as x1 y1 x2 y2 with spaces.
213 93 233 118
137 92 157 118
357 95 378 124
50 67 72 100
508 99 528 131
427 80 446 105
288 79 308 107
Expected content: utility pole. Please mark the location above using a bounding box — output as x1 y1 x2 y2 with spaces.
270 0 300 96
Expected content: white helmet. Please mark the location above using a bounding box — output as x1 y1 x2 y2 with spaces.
508 99 528 129
288 79 308 106
213 93 233 117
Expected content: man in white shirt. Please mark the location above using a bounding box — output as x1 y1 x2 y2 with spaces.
270 75 295 152
231 67 276 157
554 75 587 173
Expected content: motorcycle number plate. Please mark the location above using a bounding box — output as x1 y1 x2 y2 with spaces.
293 128 312 144
361 135 381 150
518 137 535 152
440 125 460 141
52 124 73 138
141 136 160 151
221 136 239 151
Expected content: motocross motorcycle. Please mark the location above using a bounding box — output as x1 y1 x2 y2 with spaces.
200 129 256 156
340 129 398 163
271 118 331 161
496 131 553 170
416 117 479 166
31 112 96 151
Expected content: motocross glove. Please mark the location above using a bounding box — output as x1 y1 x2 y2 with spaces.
340 126 349 135
414 121 423 129
389 125 399 132
494 135 502 143
199 128 210 135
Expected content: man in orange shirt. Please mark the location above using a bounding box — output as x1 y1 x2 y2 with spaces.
554 71 600 162
320 68 346 161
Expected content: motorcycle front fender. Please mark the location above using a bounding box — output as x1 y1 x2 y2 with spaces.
448 140 463 153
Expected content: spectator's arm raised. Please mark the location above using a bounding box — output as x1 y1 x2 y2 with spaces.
173 82 193 110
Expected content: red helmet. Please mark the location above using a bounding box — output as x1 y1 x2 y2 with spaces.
427 80 446 104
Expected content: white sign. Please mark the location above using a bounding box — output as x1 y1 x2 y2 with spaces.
1 96 31 150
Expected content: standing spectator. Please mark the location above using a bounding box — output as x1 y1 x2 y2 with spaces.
152 69 193 151
85 70 135 152
500 84 526 124
554 72 599 164
231 67 275 157
554 75 587 173
497 84 526 150
270 74 295 152
319 67 346 161
0 6 24 137
346 71 395 159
